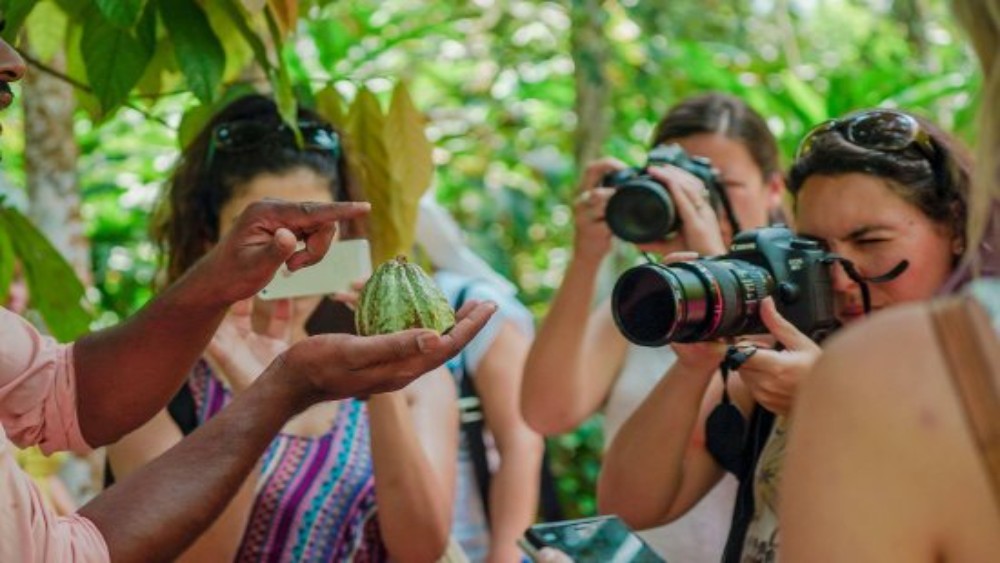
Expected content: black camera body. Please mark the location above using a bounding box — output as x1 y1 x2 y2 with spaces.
602 144 725 243
611 226 838 345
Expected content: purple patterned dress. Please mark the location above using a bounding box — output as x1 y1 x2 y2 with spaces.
187 361 387 562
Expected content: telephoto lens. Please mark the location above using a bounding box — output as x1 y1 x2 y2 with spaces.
611 260 774 346
611 226 839 346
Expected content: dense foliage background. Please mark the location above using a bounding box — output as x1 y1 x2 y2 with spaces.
0 0 982 516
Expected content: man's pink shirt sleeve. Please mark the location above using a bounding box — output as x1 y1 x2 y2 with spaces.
0 308 109 561
0 435 109 562
0 308 89 454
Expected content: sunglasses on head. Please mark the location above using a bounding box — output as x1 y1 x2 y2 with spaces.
795 109 937 164
206 119 342 170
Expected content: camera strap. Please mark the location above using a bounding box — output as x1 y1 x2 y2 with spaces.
713 181 742 235
705 345 757 475
824 256 910 315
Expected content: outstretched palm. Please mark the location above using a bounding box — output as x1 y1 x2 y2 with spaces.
207 298 293 393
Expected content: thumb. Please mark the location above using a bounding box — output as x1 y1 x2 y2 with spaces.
760 297 814 351
269 227 298 264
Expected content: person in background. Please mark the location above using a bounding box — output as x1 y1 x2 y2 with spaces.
522 92 786 561
779 0 1000 559
417 196 545 562
109 94 460 562
600 106 978 562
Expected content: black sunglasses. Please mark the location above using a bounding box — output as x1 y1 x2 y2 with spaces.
795 109 937 163
205 119 342 170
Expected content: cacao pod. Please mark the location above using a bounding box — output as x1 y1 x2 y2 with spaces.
356 256 455 336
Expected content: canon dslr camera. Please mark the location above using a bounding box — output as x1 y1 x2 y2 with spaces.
611 226 838 345
602 144 724 243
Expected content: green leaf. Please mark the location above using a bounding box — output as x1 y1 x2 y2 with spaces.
159 0 226 103
203 1 254 81
778 70 827 126
264 8 297 130
307 18 353 70
1 0 40 42
52 0 91 19
65 21 104 121
0 207 91 342
80 7 155 115
177 102 217 150
135 35 177 100
23 0 68 62
218 0 273 77
95 0 147 28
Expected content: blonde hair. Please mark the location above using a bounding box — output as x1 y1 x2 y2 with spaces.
952 0 1000 258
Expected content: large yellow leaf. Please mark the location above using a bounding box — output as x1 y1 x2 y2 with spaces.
241 0 266 11
347 87 399 265
385 82 435 257
344 83 437 267
314 84 348 130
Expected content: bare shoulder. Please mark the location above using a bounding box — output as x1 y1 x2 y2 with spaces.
813 303 938 387
782 303 1000 562
793 304 948 431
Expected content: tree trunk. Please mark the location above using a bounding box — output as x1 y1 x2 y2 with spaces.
22 46 90 282
571 0 611 169
892 0 930 67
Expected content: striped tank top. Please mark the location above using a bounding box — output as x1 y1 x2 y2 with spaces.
188 361 387 562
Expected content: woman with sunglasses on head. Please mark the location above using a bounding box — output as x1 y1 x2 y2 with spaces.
600 107 978 562
108 94 459 562
780 1 1000 560
521 92 787 561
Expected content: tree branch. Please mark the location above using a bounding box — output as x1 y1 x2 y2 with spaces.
21 53 174 130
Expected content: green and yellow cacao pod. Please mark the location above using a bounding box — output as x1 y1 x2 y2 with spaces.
356 256 455 336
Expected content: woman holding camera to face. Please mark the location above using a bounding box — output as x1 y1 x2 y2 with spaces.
600 107 981 562
521 92 786 561
108 95 459 562
779 0 1000 560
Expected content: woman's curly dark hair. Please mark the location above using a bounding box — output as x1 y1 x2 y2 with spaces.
153 94 366 284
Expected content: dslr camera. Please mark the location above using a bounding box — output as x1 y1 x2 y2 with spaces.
602 144 725 243
610 226 838 345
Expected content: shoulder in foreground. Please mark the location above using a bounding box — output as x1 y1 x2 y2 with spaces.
794 302 955 432
814 303 937 386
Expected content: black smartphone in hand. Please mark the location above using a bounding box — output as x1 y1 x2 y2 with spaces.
522 515 665 563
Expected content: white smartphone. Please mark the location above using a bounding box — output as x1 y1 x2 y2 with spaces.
259 238 372 300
